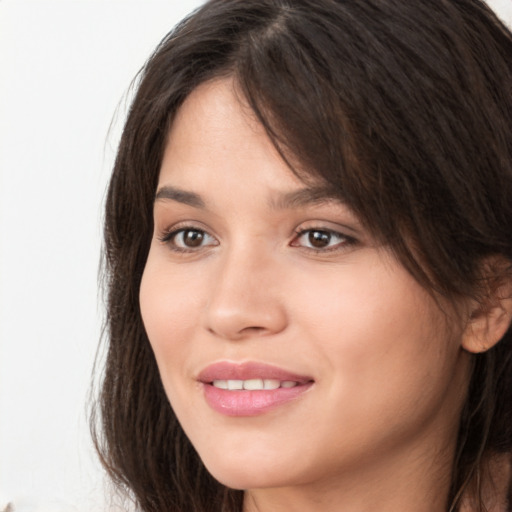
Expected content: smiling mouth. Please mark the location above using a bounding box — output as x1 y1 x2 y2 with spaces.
210 379 300 390
199 362 314 416
202 380 313 416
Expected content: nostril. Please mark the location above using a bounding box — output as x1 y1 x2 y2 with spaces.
207 324 270 340
240 326 268 335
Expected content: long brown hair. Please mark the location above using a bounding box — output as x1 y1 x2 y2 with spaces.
92 1 512 510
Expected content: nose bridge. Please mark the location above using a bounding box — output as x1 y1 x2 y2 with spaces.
204 238 287 340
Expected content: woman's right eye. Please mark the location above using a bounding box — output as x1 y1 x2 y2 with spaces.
159 228 218 252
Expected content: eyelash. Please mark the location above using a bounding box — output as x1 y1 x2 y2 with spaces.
158 226 218 253
157 225 357 254
291 228 357 253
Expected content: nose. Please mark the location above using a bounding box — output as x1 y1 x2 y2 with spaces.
203 247 288 341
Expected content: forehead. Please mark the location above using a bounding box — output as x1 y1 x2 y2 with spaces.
164 79 265 164
159 78 315 194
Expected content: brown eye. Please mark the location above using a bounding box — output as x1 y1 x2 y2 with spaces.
180 229 205 247
291 228 354 252
164 228 218 251
308 230 332 248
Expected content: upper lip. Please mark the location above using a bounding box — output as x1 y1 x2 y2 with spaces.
198 361 313 384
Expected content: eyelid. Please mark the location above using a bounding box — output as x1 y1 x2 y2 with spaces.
156 219 212 238
157 222 219 253
290 225 358 253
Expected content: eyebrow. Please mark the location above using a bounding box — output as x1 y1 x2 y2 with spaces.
155 186 205 208
268 186 345 210
154 184 345 210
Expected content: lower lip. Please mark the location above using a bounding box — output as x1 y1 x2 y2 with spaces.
202 383 313 416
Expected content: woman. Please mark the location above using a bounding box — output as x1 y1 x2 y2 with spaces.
92 0 512 510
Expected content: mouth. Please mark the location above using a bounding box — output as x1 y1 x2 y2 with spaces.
198 361 314 416
210 379 300 390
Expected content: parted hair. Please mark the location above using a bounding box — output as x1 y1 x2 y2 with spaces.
92 1 512 510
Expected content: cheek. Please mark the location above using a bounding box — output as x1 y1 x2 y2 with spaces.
291 258 462 420
139 257 202 382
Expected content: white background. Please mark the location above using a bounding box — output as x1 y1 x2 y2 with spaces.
0 1 511 511
0 2 204 510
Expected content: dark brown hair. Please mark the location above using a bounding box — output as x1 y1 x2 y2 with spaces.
92 1 512 510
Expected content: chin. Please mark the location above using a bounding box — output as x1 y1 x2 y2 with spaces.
206 468 287 492
199 450 298 491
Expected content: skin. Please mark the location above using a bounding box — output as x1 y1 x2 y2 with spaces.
140 78 477 511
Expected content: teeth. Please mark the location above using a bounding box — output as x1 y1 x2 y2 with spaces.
227 380 243 390
263 379 280 390
212 379 228 389
243 379 264 390
212 379 298 390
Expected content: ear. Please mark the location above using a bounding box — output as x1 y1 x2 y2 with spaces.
462 258 512 354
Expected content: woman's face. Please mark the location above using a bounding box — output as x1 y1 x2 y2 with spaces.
140 79 471 494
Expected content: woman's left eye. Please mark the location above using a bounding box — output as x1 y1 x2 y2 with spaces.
291 228 354 251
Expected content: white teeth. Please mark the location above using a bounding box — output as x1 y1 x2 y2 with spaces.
227 380 244 390
243 379 263 390
211 379 298 390
263 379 281 390
212 380 228 389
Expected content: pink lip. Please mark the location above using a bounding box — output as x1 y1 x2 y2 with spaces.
198 361 314 417
198 361 312 383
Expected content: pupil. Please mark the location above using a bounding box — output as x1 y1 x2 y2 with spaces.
185 230 203 247
309 231 330 248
